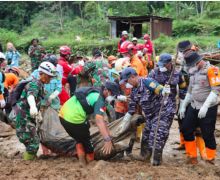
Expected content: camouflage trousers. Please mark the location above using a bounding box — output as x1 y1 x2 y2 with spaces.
142 109 175 151
31 57 41 72
15 106 40 154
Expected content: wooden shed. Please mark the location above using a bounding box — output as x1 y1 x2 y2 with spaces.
107 15 172 40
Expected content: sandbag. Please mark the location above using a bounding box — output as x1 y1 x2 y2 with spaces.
38 107 76 156
39 106 143 159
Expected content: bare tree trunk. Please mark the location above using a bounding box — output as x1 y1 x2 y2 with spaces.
195 2 199 15
79 2 84 27
59 1 63 32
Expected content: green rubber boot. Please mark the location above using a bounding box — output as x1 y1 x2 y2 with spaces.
23 152 37 160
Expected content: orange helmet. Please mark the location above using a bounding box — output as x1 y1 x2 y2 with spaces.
143 34 150 40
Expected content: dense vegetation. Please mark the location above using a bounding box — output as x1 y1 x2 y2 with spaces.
0 1 220 55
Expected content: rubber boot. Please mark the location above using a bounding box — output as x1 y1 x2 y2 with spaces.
152 149 162 166
136 123 144 142
184 140 198 165
132 139 152 162
206 148 216 164
174 132 185 150
76 143 87 166
86 152 95 163
23 151 37 160
195 135 206 160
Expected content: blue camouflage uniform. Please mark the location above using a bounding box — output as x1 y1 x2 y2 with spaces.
142 67 186 152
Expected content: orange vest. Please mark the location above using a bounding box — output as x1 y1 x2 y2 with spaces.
4 73 19 89
130 55 147 77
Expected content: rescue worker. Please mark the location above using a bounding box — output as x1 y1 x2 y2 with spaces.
116 67 172 166
143 34 154 71
58 45 83 105
120 41 146 77
15 62 56 160
0 52 6 109
179 51 220 165
176 41 206 160
29 54 62 111
118 30 129 52
5 42 21 68
3 67 20 115
28 39 45 72
59 81 120 165
90 48 109 87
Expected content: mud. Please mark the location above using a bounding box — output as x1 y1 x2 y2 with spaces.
0 119 220 180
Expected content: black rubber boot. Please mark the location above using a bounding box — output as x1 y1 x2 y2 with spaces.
152 149 162 166
132 139 152 161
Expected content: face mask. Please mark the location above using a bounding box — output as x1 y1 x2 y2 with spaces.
105 95 115 103
159 67 168 72
126 83 133 89
188 66 198 74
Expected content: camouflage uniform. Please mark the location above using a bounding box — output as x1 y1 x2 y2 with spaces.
91 58 109 87
15 79 44 154
28 45 44 72
143 68 186 151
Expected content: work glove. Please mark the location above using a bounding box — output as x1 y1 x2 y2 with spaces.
198 91 218 119
27 95 38 118
115 113 132 135
161 84 171 96
48 90 60 104
0 99 6 108
117 95 127 102
78 60 85 66
179 93 192 119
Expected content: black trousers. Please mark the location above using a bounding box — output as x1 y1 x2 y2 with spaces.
67 75 77 96
60 117 94 153
181 104 217 149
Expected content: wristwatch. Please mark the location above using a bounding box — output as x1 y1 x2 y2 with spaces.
103 136 112 142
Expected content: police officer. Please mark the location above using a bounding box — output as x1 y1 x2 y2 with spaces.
179 51 220 164
59 81 120 165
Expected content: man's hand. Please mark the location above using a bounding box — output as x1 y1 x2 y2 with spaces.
102 141 113 155
0 99 6 108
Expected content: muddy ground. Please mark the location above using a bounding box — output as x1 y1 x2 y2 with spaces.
0 118 220 180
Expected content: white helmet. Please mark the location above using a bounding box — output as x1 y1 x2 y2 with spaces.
122 30 128 35
38 62 56 77
0 52 6 59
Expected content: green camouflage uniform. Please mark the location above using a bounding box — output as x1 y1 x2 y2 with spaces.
28 45 44 72
15 79 44 154
91 58 109 87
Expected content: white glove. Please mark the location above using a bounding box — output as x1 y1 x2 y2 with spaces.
0 99 6 108
116 113 132 135
78 60 85 66
179 93 192 119
117 95 127 102
198 91 218 119
48 90 60 103
161 84 171 96
27 95 38 118
106 95 115 103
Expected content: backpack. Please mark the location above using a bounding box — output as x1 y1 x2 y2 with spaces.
75 87 100 114
8 80 31 106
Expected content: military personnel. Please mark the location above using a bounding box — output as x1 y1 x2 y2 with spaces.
91 48 109 87
179 51 220 165
28 39 45 72
15 62 56 160
116 67 171 166
146 53 186 165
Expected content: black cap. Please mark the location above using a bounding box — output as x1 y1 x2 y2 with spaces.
104 81 120 96
119 67 137 84
184 51 203 67
178 40 192 52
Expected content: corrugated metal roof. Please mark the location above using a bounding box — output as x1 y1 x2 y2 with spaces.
107 15 172 22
